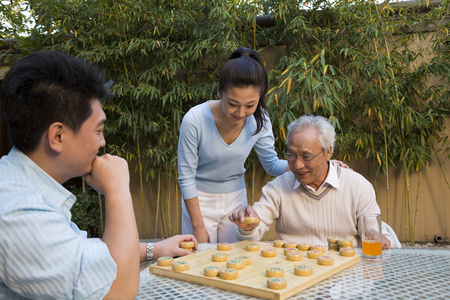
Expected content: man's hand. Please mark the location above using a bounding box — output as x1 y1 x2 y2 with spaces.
83 154 130 197
229 205 260 231
380 233 391 249
89 154 139 299
153 235 198 258
367 229 391 249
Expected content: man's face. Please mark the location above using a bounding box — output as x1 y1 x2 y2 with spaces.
286 127 332 190
63 99 106 178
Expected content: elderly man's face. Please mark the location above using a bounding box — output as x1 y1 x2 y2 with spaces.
286 126 332 190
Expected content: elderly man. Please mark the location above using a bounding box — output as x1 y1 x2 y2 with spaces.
229 115 395 248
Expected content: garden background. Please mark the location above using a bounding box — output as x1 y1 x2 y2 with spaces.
1 0 449 245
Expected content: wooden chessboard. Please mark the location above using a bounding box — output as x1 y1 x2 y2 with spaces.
149 241 360 300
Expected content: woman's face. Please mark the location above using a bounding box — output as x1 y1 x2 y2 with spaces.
219 86 260 125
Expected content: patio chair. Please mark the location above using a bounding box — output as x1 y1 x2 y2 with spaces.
383 222 402 248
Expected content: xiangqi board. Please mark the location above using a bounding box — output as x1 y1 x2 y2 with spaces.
149 240 360 300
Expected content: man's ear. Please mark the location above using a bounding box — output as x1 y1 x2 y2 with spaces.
326 146 333 161
47 122 65 153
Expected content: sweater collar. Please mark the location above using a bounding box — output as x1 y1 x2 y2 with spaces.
293 161 340 192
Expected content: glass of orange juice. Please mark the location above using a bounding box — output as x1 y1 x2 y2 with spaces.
361 213 382 262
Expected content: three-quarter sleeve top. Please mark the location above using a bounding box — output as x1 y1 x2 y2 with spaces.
177 101 287 200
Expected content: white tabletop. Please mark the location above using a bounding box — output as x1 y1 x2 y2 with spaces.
137 247 450 299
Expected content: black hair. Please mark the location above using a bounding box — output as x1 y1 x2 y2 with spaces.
1 51 111 154
218 48 268 135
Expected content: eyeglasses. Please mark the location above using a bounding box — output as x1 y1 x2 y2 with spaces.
283 149 323 162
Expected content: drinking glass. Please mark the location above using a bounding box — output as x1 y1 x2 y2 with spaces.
361 213 382 262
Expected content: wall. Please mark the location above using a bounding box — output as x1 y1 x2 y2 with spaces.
353 121 450 243
1 36 448 244
130 127 450 244
129 45 450 244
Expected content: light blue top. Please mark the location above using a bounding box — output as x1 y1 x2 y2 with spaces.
0 147 117 299
177 101 288 200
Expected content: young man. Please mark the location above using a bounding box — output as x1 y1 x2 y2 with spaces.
229 115 395 248
0 51 197 299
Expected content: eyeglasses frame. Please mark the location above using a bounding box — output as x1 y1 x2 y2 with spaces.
283 149 324 163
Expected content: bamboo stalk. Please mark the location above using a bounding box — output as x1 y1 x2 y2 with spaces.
253 5 256 50
148 179 154 239
403 168 409 245
167 172 173 237
413 171 421 241
112 1 130 85
176 171 181 234
251 163 255 205
382 126 390 224
433 147 450 190
112 0 145 238
404 168 414 246
375 0 404 227
369 120 378 193
137 140 145 238
154 172 161 239
98 192 104 236
159 174 167 237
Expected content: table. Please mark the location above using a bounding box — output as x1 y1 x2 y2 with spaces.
137 248 450 299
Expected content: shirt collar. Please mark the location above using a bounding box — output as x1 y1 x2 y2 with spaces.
10 147 76 214
293 161 340 191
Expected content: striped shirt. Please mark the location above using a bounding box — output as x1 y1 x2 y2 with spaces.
0 147 117 299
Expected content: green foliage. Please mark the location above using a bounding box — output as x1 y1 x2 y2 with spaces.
28 0 279 179
266 0 450 244
0 1 41 63
268 0 450 179
24 0 279 238
4 0 449 242
69 184 105 238
0 0 32 38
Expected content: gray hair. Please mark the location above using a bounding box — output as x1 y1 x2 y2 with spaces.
286 115 336 155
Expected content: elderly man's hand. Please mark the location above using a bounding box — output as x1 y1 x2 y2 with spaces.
380 233 391 249
367 229 391 249
229 205 260 231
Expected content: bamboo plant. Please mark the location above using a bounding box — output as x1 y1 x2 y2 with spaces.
5 0 448 243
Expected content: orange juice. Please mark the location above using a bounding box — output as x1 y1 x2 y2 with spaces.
362 240 382 256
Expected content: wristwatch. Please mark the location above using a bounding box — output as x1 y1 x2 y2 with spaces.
146 242 154 261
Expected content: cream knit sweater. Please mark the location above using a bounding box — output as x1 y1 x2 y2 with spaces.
237 164 394 246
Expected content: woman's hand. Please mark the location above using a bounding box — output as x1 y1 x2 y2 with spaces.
193 226 210 243
332 159 352 170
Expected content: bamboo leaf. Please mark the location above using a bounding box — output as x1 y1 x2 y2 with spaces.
310 53 320 64
281 68 290 76
286 78 292 95
279 77 289 88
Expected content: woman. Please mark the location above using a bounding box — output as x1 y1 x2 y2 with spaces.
177 47 288 243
